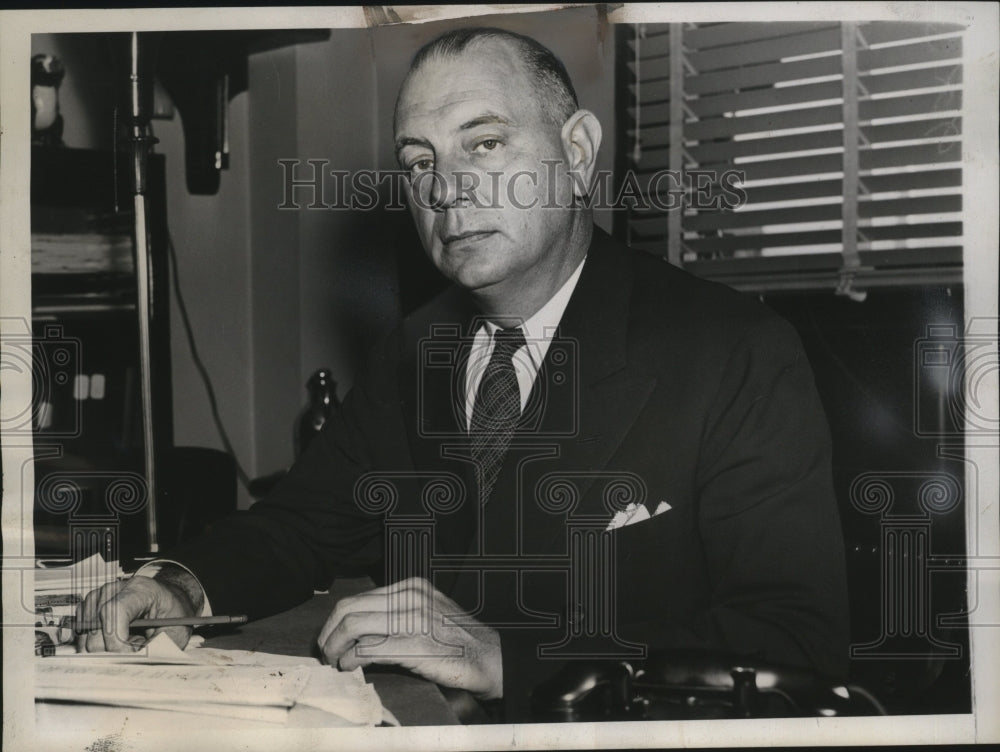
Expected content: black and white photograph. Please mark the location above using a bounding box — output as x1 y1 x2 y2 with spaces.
1 3 998 750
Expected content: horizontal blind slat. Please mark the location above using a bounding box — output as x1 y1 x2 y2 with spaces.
861 246 963 266
685 55 840 95
700 167 959 207
684 118 963 165
637 150 843 179
685 21 836 49
861 221 962 240
630 179 842 205
636 32 671 60
740 179 844 204
630 91 962 141
862 167 961 193
689 268 963 293
684 104 843 140
631 101 671 125
683 203 842 231
680 194 959 233
860 64 962 95
860 141 962 169
864 117 962 144
688 129 843 164
688 79 843 119
858 36 962 71
686 27 843 72
733 153 843 182
684 246 962 276
633 79 672 106
633 93 962 140
860 89 961 119
859 22 966 46
685 228 843 253
686 253 845 275
676 38 963 97
859 194 962 217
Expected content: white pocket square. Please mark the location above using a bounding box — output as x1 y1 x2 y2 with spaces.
606 500 672 531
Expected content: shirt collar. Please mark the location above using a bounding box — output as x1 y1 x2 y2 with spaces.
480 256 587 366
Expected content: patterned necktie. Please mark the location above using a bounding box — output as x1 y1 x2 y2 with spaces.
470 327 526 504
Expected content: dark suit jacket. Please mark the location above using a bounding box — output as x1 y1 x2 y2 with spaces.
172 228 850 721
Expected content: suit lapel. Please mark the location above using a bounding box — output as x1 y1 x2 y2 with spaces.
398 288 480 565
519 229 658 554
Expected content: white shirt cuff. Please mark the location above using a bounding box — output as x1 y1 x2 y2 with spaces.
133 559 213 617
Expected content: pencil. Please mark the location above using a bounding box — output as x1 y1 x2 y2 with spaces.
71 615 248 632
132 615 248 628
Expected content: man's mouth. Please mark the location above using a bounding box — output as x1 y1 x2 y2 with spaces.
441 230 495 247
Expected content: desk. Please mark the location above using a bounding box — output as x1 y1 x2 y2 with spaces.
200 577 460 726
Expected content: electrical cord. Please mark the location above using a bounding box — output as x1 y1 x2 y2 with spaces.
165 229 253 491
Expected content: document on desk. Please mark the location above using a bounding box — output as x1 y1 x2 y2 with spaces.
35 552 125 595
36 633 389 727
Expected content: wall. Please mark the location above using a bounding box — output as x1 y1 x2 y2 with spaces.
158 89 254 508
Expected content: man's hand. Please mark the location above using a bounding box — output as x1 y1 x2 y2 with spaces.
75 572 198 653
317 577 503 700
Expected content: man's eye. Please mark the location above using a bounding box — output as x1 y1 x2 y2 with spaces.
474 139 499 153
409 158 434 173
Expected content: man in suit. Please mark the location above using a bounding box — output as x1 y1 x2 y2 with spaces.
78 27 849 721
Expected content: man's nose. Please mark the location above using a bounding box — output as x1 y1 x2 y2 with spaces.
427 164 475 211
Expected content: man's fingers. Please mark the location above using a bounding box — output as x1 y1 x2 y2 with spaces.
74 577 196 653
372 577 462 617
318 610 391 665
84 629 116 653
76 579 157 652
75 589 96 651
315 585 503 697
76 581 121 628
317 578 462 657
365 577 434 597
337 634 396 671
317 591 394 647
76 582 124 651
316 578 463 673
100 589 139 652
97 580 159 651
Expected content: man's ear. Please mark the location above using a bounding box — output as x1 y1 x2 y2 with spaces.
560 109 603 198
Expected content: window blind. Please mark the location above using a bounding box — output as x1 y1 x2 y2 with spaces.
617 22 965 294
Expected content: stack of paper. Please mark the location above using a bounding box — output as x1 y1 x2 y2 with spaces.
35 633 389 727
34 556 390 727
35 553 124 596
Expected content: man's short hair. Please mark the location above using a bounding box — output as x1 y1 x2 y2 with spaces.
406 27 579 127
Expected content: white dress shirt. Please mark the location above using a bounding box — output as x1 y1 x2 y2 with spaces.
464 257 586 430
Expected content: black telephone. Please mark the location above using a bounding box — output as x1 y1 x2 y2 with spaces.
530 650 884 722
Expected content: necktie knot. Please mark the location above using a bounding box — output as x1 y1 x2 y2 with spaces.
492 326 526 358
